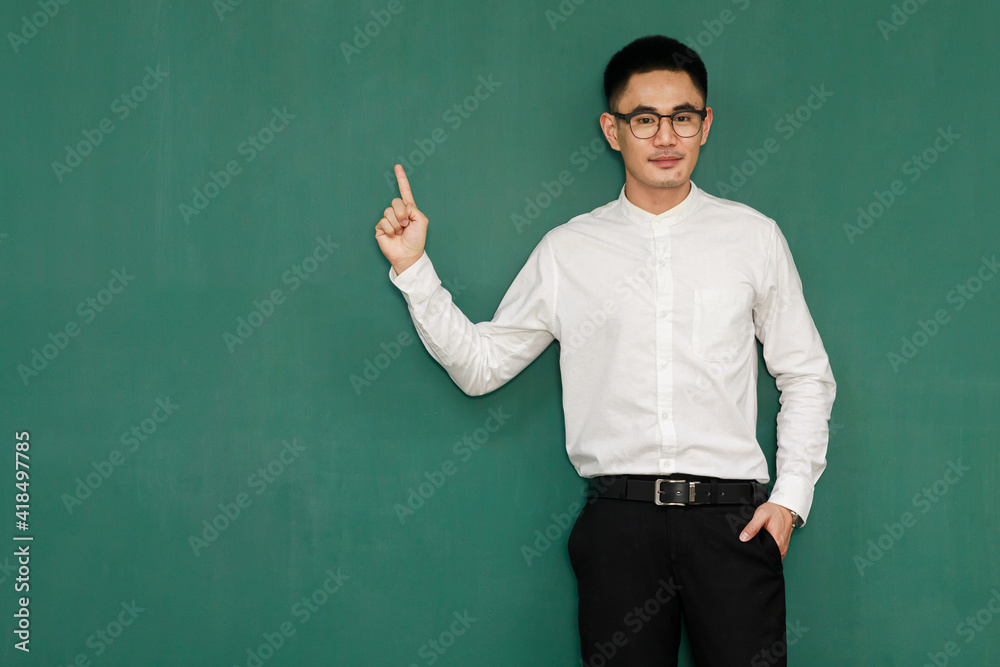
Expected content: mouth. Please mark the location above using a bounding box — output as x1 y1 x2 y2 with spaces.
650 156 682 167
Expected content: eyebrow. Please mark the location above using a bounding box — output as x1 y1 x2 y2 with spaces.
627 102 699 113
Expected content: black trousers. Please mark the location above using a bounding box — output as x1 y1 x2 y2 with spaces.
568 474 787 667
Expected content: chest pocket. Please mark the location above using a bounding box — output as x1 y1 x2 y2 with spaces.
692 289 753 363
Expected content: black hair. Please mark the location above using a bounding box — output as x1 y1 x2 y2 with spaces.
603 35 708 113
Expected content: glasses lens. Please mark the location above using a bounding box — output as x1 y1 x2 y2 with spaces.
630 113 660 139
671 112 702 137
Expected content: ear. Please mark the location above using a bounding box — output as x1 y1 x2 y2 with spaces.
600 112 622 153
699 106 713 147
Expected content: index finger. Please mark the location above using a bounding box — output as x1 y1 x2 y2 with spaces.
394 164 416 206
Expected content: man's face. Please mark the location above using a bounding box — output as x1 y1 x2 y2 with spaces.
600 69 713 193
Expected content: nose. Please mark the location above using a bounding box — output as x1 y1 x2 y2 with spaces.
652 117 679 145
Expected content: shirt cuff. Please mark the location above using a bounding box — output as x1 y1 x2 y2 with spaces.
388 252 440 302
767 475 813 527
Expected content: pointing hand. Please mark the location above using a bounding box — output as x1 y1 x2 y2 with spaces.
376 164 429 275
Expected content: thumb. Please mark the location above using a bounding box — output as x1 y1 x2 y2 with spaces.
739 514 765 542
399 202 427 229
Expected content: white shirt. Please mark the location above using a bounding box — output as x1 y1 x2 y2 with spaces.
388 180 836 525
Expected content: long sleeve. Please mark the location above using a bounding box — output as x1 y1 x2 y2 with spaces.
388 235 558 396
383 181 835 505
752 223 837 526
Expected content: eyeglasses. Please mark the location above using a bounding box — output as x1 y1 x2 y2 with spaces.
612 108 707 139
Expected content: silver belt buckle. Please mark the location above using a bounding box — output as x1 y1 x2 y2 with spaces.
654 479 696 506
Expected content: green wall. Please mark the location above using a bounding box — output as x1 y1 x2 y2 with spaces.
1 1 998 665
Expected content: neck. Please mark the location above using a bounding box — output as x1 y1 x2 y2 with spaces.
624 178 692 216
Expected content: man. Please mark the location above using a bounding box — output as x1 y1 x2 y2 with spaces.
375 35 835 666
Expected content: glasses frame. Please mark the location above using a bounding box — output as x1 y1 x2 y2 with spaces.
612 108 708 139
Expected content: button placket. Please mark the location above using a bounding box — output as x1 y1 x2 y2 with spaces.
652 218 676 471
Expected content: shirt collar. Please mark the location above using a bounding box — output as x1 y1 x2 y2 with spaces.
617 179 702 226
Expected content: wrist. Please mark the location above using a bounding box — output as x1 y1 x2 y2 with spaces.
772 502 796 526
392 252 423 275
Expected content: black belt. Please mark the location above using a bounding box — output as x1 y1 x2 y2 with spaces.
589 475 759 506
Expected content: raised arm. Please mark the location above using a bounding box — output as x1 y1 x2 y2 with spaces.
376 165 558 396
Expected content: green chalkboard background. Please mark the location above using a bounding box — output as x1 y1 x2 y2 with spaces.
2 1 998 665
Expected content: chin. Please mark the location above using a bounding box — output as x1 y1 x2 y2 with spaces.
626 162 688 190
651 171 687 189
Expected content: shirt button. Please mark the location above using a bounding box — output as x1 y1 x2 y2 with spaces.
659 310 667 317
661 411 670 420
658 259 666 266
